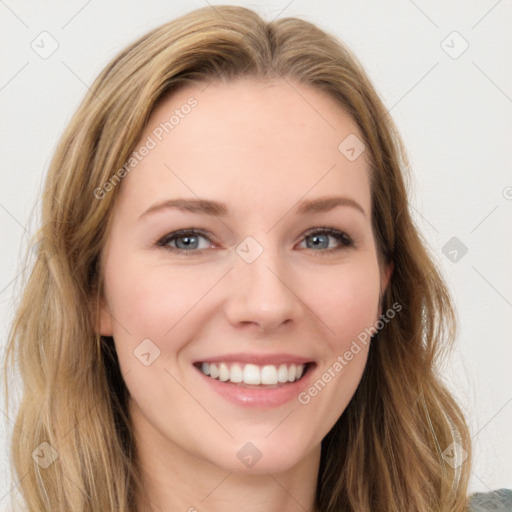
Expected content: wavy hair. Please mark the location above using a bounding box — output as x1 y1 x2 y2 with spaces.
3 5 472 511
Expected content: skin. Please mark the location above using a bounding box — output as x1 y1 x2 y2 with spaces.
99 77 391 512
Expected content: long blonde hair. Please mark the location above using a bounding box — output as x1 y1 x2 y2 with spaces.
3 5 472 511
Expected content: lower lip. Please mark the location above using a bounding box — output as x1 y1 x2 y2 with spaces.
195 364 315 408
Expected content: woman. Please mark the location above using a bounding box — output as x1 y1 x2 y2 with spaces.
3 5 509 512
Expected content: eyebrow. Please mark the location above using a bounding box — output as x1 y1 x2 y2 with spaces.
139 195 366 219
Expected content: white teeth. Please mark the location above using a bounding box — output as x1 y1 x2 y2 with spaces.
230 363 243 383
277 364 289 383
218 363 230 382
199 362 307 385
261 365 278 385
288 364 296 382
243 364 260 385
209 364 219 379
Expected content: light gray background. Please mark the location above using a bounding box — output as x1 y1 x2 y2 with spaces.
1 0 511 504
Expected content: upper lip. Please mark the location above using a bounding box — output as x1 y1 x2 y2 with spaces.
193 353 314 366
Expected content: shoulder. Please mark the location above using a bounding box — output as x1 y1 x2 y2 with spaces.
468 488 512 511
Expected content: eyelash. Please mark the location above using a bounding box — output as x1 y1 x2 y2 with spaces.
155 227 355 257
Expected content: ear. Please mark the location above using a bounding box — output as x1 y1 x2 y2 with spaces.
98 294 114 336
380 261 394 296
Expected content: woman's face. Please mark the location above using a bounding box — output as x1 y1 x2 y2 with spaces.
99 77 390 473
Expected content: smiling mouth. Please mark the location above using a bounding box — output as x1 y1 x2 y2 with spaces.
194 361 314 387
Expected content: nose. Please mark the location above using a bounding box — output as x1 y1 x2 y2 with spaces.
224 243 304 333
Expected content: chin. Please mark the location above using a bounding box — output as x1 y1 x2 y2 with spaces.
202 432 318 475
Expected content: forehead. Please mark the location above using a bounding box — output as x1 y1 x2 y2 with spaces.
116 77 371 219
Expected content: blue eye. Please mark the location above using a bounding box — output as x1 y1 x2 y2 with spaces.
157 229 212 254
156 227 355 256
300 227 355 255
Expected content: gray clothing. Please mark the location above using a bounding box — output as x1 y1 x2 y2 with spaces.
468 489 512 511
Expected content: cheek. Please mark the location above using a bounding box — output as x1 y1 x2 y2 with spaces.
104 259 219 358
312 263 382 350
292 263 381 437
